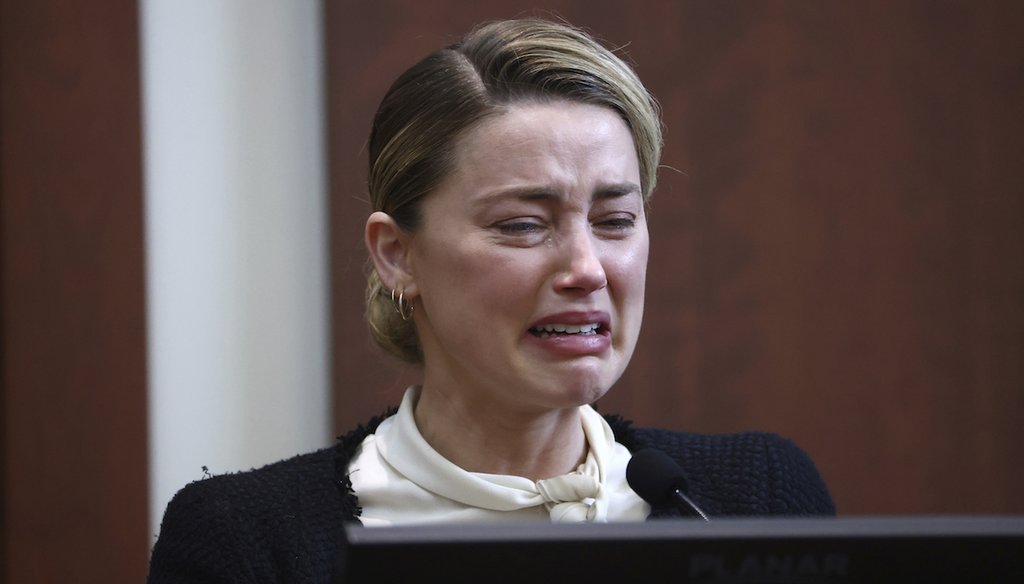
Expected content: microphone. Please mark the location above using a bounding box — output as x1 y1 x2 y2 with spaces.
626 448 710 521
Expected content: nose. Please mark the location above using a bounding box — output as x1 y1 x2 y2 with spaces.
553 227 608 294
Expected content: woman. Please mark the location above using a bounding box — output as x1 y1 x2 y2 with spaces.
148 18 834 582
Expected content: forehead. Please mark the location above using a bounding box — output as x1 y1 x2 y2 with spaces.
440 101 641 198
459 100 629 155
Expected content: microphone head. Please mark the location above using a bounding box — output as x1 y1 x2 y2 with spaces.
626 448 690 507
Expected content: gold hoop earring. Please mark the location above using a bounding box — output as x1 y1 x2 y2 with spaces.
390 288 414 321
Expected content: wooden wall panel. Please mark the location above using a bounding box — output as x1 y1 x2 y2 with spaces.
0 1 149 582
327 1 1024 515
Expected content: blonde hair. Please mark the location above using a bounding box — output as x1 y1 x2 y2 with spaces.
365 18 663 363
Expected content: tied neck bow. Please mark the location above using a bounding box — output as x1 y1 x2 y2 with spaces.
535 456 602 522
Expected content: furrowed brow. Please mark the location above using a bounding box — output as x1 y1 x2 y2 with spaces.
475 186 560 206
473 182 641 208
593 182 642 201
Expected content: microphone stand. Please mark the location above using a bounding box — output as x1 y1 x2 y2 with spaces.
672 488 710 521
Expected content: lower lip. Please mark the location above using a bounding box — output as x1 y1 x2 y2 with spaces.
524 330 611 356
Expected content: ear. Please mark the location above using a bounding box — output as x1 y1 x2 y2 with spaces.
365 211 418 297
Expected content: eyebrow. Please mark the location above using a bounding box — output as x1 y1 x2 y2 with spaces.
477 182 642 205
593 182 643 200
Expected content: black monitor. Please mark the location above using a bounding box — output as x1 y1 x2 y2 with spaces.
335 516 1023 583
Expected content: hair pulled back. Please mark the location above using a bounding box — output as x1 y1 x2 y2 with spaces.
365 18 663 363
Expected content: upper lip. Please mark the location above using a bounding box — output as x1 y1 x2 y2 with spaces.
528 311 611 333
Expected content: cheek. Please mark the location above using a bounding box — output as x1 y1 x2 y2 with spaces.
607 240 650 301
470 252 547 310
429 246 539 317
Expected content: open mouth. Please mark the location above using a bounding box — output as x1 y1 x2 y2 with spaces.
528 323 605 338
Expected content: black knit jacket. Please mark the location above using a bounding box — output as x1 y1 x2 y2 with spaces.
147 413 835 583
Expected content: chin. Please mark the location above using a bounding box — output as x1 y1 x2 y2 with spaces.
520 355 626 409
552 371 618 408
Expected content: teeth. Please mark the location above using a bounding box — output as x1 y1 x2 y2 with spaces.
532 323 600 335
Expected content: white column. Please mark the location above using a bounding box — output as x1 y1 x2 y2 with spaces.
141 0 330 535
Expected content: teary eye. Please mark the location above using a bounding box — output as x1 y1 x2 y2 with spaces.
597 216 635 229
496 220 545 234
593 213 637 233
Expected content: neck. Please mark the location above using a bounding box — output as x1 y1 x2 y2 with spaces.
413 385 587 482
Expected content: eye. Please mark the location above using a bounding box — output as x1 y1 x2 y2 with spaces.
495 219 546 235
593 213 637 233
598 216 635 229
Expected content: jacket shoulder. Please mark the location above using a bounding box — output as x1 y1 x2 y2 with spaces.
148 446 345 583
609 418 835 517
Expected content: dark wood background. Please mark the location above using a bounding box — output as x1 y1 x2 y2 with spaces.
327 1 1024 516
1 0 149 582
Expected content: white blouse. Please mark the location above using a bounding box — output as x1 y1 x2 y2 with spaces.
348 387 649 526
